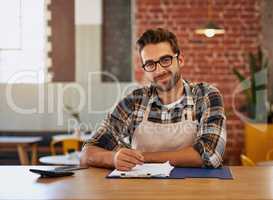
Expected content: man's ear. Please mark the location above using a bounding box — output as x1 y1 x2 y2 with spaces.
178 55 184 66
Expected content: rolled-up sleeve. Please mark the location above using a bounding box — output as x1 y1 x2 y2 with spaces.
83 115 119 151
193 86 226 168
84 92 135 151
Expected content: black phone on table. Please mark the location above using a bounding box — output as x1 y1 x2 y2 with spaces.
29 169 74 178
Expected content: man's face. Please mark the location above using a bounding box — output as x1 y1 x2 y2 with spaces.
141 42 183 92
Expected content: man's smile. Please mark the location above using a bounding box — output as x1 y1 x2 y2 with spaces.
155 72 171 82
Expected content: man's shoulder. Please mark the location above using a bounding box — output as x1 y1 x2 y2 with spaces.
186 80 222 98
120 85 153 107
128 85 153 98
186 81 224 115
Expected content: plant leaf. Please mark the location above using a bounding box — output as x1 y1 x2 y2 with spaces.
248 52 257 105
232 68 245 82
257 46 263 70
232 68 252 104
262 58 269 69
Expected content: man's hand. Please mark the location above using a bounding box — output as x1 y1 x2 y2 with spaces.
113 148 144 171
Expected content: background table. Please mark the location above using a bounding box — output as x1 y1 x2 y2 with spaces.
0 166 273 200
257 160 273 166
52 133 91 142
0 136 42 165
39 152 80 165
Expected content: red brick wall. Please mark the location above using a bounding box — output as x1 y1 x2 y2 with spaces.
133 0 262 165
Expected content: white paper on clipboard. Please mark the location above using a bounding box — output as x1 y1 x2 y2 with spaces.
108 161 174 178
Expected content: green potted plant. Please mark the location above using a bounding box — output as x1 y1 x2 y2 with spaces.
232 47 273 163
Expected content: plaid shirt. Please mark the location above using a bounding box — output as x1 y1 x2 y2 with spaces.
85 80 226 168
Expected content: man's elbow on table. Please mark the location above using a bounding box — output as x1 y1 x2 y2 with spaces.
79 145 101 167
193 136 226 168
80 145 115 168
79 145 91 167
203 152 224 168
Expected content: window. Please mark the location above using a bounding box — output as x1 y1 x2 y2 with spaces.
0 0 46 83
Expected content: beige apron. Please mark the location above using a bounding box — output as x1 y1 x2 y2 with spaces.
131 97 198 152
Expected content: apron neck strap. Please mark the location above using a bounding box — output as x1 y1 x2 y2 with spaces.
143 98 153 121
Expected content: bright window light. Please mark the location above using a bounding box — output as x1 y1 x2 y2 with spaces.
0 0 46 84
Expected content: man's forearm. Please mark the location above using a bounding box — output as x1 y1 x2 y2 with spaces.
81 145 203 168
80 145 115 168
142 146 203 167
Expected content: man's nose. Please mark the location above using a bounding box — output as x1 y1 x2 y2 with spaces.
154 62 165 73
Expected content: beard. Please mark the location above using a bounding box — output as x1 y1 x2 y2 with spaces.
152 71 181 92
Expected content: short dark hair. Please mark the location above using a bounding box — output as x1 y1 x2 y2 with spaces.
136 28 180 55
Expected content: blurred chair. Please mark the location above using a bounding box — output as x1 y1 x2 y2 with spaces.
266 148 273 161
50 138 81 155
244 123 273 162
241 154 255 166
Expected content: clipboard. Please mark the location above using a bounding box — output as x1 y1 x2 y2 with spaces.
168 166 233 179
106 166 233 179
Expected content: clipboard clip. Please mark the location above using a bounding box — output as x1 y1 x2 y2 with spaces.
120 173 152 178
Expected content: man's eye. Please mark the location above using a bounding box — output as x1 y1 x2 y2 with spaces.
160 56 172 64
145 62 155 68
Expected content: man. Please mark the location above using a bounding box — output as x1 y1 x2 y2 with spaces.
80 28 226 171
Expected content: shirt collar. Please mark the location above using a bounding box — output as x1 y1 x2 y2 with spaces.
149 79 194 108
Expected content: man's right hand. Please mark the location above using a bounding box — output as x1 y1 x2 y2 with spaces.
113 148 144 171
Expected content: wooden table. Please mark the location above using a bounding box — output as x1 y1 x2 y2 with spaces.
0 166 273 200
0 136 42 165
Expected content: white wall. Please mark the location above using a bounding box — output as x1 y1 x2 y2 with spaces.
0 0 137 131
75 0 102 25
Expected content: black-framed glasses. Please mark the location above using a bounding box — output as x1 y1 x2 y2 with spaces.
142 53 179 72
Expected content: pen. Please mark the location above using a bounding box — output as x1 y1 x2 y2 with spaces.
117 136 131 149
